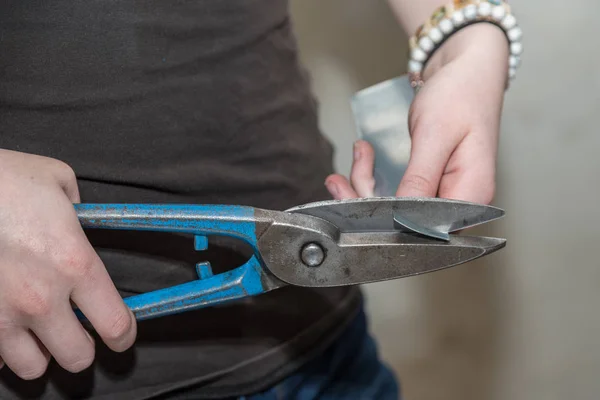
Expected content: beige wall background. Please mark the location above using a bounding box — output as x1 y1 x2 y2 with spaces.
290 1 600 399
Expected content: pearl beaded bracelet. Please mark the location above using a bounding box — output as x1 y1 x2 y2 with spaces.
407 0 523 90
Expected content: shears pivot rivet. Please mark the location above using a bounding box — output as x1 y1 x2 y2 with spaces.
300 243 325 267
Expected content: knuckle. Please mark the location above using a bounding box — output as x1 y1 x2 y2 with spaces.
49 159 80 201
350 169 373 184
402 174 436 195
52 159 77 184
15 282 52 318
55 244 96 280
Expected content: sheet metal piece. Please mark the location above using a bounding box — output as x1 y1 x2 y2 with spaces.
393 213 450 241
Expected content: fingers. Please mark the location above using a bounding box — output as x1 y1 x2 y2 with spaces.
396 124 457 198
0 328 50 380
30 303 95 373
324 140 376 200
325 174 358 200
349 140 376 197
0 221 133 380
69 248 136 353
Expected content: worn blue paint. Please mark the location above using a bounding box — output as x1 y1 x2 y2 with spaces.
125 255 265 320
75 204 258 246
73 204 267 320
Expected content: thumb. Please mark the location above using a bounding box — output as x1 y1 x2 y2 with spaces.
395 132 455 198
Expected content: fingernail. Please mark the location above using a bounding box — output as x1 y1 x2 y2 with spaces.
353 142 362 161
325 180 339 197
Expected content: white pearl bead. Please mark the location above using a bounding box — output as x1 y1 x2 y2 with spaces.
419 36 435 53
452 10 465 26
507 26 523 41
408 60 423 73
501 14 517 30
478 2 492 17
411 47 427 62
510 41 523 55
439 18 454 34
464 4 478 20
509 55 520 68
429 27 443 43
509 67 517 80
491 6 506 21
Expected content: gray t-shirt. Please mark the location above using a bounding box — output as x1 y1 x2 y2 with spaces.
0 1 361 398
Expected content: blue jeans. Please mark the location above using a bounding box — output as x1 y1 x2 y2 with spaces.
239 306 400 400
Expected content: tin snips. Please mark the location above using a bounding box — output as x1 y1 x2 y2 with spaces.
73 197 505 321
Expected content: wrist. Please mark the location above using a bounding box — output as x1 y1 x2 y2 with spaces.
423 23 510 81
406 0 523 91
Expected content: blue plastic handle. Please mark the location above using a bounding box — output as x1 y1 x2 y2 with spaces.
73 204 273 320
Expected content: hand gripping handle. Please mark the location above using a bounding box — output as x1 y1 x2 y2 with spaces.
73 204 274 320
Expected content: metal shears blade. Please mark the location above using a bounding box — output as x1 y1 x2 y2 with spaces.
73 197 505 321
267 197 505 287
